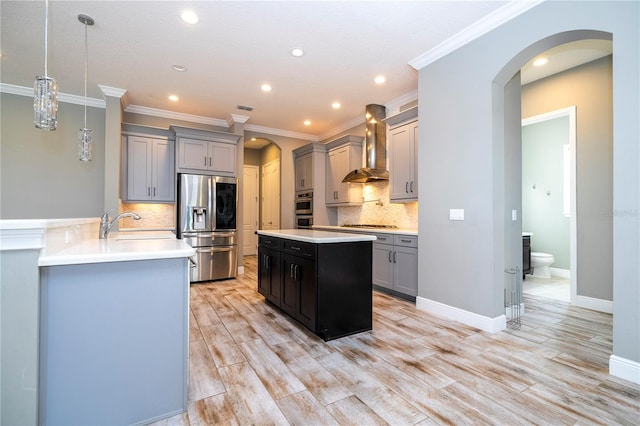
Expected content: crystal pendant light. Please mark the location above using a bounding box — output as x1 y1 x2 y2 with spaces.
34 0 58 130
78 14 94 162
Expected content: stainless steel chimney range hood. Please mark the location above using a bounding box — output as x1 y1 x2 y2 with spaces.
342 104 389 183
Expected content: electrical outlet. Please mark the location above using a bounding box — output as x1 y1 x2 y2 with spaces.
449 209 464 221
512 209 518 221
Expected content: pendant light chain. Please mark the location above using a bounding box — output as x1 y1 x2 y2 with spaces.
34 0 58 130
44 0 49 77
83 21 88 128
77 13 94 162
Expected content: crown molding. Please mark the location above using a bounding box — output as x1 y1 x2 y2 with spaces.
98 85 127 98
0 83 106 108
409 0 545 70
124 104 229 128
227 113 250 127
384 90 418 115
319 115 363 142
244 124 318 142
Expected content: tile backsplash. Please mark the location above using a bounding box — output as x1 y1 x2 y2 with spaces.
337 181 418 229
119 202 175 229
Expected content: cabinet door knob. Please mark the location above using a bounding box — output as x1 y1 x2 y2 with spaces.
148 187 151 196
393 251 397 263
406 182 409 193
410 181 414 193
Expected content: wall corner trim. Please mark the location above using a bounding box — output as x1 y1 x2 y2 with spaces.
609 355 640 385
415 296 506 333
408 0 544 70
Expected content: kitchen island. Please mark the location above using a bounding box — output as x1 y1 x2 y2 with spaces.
257 229 375 341
0 219 194 426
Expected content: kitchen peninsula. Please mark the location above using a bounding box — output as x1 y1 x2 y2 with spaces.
0 219 194 425
257 229 375 341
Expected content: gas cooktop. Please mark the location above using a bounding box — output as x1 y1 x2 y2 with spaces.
341 224 398 229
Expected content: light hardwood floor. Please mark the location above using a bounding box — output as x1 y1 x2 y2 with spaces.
152 256 639 425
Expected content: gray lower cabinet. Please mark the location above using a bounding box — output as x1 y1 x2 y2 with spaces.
39 258 189 425
372 233 418 298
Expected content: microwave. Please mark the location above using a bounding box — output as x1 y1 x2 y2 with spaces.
295 191 313 215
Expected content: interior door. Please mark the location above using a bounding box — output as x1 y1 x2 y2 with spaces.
261 159 280 230
243 165 259 255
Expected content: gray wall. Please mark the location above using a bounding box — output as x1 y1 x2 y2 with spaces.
243 148 261 167
522 55 613 300
0 93 105 219
417 1 638 362
522 116 571 270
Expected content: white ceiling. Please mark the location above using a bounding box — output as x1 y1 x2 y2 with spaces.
0 1 611 143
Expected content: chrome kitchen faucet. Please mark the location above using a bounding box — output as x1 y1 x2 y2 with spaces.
99 211 141 239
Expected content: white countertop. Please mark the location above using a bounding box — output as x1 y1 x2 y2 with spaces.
313 225 418 236
39 233 195 267
0 218 194 266
258 229 376 243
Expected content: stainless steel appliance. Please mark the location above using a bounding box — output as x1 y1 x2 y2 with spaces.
295 215 313 229
295 191 313 229
177 173 238 282
295 191 313 215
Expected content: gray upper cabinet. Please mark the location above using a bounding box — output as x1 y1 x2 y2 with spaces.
122 125 175 202
171 125 240 177
294 153 313 191
325 135 364 206
386 106 419 202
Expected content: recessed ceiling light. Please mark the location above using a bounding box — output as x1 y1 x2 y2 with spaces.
171 64 187 72
261 84 272 92
332 102 341 109
168 95 179 102
303 120 311 126
374 75 386 84
533 57 549 67
251 138 257 141
181 10 199 24
290 48 305 57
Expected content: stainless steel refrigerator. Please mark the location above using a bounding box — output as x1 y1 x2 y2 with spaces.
177 173 238 282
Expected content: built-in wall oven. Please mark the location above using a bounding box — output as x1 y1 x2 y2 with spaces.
296 216 313 229
295 191 313 215
295 191 313 229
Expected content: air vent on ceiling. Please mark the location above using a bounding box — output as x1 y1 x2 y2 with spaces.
236 104 254 111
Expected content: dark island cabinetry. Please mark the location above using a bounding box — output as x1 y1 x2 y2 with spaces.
258 233 373 341
258 236 282 305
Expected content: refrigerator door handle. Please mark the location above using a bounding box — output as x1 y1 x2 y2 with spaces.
196 246 235 253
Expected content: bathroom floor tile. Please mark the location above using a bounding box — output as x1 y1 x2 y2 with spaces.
523 275 570 302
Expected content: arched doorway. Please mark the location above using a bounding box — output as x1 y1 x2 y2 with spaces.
492 30 613 316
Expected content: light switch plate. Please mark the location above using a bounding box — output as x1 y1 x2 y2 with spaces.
512 209 518 221
449 208 464 221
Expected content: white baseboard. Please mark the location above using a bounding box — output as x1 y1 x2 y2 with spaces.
609 355 640 384
549 267 570 278
576 295 613 314
416 297 506 333
238 266 245 275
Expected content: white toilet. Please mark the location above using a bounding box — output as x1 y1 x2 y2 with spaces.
531 252 555 278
